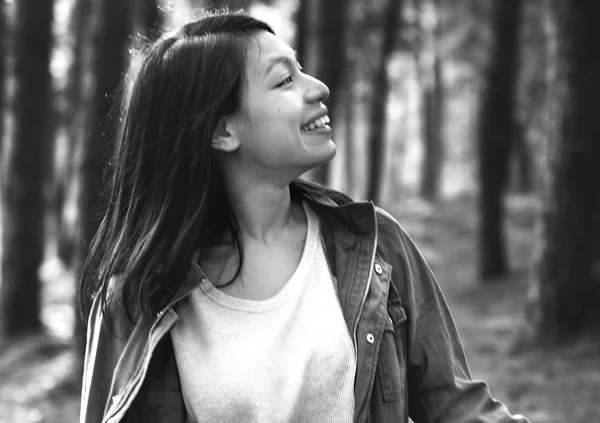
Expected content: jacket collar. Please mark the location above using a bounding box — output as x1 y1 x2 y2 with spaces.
290 179 376 235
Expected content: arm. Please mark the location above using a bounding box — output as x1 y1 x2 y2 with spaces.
378 209 529 423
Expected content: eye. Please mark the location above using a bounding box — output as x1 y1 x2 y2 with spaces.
277 76 294 87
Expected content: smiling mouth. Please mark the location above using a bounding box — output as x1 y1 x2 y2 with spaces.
301 115 330 132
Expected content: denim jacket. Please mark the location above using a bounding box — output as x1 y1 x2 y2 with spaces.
80 180 529 423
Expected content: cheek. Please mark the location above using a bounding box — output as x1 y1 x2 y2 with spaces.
252 107 301 137
242 95 304 143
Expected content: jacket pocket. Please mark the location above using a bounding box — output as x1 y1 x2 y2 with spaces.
377 303 407 403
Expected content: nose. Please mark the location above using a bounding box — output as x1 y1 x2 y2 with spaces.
304 74 330 104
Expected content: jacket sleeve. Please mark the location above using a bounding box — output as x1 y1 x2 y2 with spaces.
80 278 187 423
377 208 529 423
80 290 131 423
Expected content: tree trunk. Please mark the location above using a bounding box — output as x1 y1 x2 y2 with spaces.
0 0 5 159
510 119 533 193
419 54 444 200
0 0 53 337
344 88 356 193
293 0 308 67
57 0 93 266
521 0 600 345
476 0 522 280
72 0 132 370
304 0 347 185
78 0 132 272
366 0 402 203
417 0 445 203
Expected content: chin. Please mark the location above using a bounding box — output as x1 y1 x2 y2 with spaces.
322 140 337 161
309 139 336 161
305 142 337 171
328 139 337 153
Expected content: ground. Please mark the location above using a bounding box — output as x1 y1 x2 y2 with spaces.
0 194 599 422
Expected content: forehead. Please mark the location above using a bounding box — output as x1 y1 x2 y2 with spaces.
245 31 295 76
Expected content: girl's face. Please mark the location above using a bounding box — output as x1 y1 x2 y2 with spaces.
218 31 336 180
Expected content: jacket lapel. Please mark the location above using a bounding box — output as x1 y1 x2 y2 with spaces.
294 182 394 421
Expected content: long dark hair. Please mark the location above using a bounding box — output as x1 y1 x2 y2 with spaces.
80 11 274 325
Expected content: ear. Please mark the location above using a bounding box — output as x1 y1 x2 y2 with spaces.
211 118 240 153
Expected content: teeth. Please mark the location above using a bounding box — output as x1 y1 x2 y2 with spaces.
302 115 330 132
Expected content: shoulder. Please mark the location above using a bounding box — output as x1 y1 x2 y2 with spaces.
375 206 412 247
375 206 401 229
374 205 433 277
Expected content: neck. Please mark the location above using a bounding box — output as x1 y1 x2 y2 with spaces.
225 176 301 244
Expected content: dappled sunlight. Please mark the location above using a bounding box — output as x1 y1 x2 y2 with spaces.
2 0 599 422
40 257 76 340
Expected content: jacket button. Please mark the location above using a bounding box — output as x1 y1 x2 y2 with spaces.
374 263 383 275
366 333 375 344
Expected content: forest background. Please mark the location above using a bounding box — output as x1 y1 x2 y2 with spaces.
1 0 600 422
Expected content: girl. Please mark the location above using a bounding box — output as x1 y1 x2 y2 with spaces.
80 10 529 423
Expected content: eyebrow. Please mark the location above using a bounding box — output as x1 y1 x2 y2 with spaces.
263 51 300 78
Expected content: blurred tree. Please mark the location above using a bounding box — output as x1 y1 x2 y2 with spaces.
293 0 307 66
56 0 93 266
73 0 132 355
0 0 5 158
366 0 403 203
430 0 489 71
476 0 522 280
343 84 357 192
134 0 162 42
339 0 360 193
509 119 533 193
0 0 54 336
520 0 600 345
416 0 445 202
304 0 347 185
512 0 547 195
